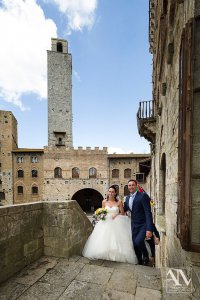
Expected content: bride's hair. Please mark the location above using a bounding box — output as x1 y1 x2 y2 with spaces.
107 185 118 202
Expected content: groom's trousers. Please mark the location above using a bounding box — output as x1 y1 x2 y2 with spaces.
132 224 149 264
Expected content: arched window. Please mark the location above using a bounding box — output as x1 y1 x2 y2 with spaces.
32 170 38 178
17 170 24 178
0 191 5 200
113 185 119 195
54 167 62 178
89 167 97 178
17 186 23 194
32 186 38 194
57 42 63 52
72 167 80 178
112 169 119 178
124 168 131 178
124 185 129 196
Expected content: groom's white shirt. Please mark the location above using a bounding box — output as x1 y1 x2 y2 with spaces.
129 191 137 211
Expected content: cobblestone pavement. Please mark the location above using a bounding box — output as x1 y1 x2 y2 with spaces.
0 256 195 300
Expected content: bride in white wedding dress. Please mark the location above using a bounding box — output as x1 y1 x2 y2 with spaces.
82 185 138 264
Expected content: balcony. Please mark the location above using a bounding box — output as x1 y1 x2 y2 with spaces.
137 100 156 144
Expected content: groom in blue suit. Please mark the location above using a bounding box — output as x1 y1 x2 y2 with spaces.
124 179 153 265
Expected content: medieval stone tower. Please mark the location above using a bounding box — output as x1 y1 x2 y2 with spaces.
47 38 73 147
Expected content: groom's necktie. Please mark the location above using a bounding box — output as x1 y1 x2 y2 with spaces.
129 192 136 211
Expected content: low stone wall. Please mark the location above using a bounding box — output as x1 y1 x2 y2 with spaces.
43 201 93 257
0 201 93 284
0 203 43 283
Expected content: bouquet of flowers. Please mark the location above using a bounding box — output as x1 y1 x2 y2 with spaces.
92 208 108 226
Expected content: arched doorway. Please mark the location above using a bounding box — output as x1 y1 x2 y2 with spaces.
72 188 103 212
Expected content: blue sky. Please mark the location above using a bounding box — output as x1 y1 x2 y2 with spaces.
0 0 152 153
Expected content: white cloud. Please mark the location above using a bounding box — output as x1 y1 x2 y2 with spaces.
0 0 57 110
48 0 98 33
73 70 81 82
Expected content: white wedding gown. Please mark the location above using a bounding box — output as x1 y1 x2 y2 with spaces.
82 206 138 264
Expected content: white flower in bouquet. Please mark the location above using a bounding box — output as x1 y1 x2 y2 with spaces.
95 208 108 221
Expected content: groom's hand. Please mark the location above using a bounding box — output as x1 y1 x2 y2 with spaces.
146 231 152 239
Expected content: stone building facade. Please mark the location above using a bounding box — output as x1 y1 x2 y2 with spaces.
0 38 150 208
138 0 200 268
12 149 44 204
0 111 18 205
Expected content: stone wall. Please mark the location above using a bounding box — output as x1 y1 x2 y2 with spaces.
43 201 93 257
0 202 43 283
0 201 93 284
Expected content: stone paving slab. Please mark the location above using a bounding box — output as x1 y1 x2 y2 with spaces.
39 261 85 287
0 280 29 300
135 287 162 300
58 280 104 300
102 289 135 300
17 282 66 300
75 264 113 285
106 268 137 294
15 256 59 285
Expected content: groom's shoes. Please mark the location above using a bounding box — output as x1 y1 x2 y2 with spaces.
143 257 149 266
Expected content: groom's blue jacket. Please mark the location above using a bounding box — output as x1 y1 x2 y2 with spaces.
124 192 153 232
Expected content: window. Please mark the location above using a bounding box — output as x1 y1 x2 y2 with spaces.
89 167 97 178
17 157 23 163
124 185 129 196
31 170 38 177
72 167 80 178
17 186 23 194
0 192 5 200
162 0 168 15
124 168 131 178
17 170 24 178
57 42 63 52
112 169 119 178
31 156 38 163
113 185 119 195
58 137 63 145
32 186 38 194
54 167 62 178
136 173 145 183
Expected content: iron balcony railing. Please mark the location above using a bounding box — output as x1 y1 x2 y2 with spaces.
137 100 155 120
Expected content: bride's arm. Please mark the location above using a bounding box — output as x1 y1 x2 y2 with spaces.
102 199 106 208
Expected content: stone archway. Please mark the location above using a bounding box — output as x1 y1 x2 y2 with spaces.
72 188 103 212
